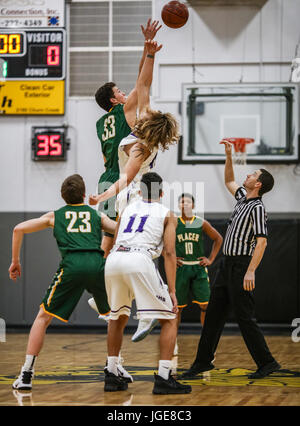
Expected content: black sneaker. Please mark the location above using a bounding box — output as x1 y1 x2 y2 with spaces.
12 368 34 391
104 369 128 392
179 362 215 379
248 361 281 379
152 372 192 394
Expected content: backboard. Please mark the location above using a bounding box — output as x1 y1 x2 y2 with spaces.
178 83 299 164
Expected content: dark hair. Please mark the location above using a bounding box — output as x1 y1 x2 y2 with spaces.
178 193 195 204
140 172 163 200
257 169 274 196
61 174 85 204
95 82 116 112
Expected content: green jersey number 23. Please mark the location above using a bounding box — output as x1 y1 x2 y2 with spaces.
65 211 91 233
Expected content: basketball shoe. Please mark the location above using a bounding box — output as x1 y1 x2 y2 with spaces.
131 318 159 342
88 297 110 323
104 356 133 383
152 372 192 394
104 369 128 392
12 367 34 391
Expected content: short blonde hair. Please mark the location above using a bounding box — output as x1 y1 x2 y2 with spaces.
133 108 180 151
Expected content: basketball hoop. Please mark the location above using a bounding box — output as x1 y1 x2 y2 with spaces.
222 138 254 165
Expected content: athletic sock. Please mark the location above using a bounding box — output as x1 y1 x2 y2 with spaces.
158 360 172 380
107 356 119 376
23 355 37 371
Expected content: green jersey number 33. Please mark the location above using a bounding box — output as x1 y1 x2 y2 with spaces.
102 115 116 141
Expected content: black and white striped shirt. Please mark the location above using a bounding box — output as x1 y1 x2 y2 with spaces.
223 187 268 256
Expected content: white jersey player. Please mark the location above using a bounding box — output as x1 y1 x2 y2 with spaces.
116 132 158 215
107 199 171 320
103 172 192 395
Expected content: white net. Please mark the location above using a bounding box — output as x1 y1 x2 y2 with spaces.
226 138 254 165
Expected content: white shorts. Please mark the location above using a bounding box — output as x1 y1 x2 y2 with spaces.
105 251 176 321
115 181 141 216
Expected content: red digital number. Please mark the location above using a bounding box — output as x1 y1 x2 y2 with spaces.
37 134 62 157
37 134 49 156
47 45 60 66
49 134 62 156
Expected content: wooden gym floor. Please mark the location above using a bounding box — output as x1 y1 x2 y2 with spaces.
0 330 300 407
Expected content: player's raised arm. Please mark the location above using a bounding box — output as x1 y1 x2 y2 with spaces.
220 140 240 196
124 19 162 128
137 40 162 117
138 19 162 78
8 212 54 281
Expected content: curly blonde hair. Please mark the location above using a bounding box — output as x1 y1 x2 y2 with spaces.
133 108 180 151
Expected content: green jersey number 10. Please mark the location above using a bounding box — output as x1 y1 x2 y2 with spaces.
185 242 193 255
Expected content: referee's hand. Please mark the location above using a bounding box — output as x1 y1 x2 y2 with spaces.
220 139 233 156
243 270 255 291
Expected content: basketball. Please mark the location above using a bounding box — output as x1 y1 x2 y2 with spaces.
161 1 189 29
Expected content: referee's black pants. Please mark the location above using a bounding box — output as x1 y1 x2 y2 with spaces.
194 255 275 368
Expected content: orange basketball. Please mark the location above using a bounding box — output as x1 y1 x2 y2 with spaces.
161 1 189 29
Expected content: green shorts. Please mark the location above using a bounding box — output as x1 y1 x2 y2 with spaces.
41 251 110 322
176 263 210 308
98 169 119 224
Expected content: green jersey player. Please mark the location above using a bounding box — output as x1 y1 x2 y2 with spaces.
175 193 223 327
8 174 131 391
94 19 161 258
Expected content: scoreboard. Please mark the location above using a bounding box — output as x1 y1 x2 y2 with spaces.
0 29 65 80
0 29 65 115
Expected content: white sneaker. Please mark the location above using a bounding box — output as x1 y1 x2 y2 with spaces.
88 298 110 323
12 368 34 391
104 358 133 384
117 357 133 383
88 297 99 313
131 318 159 342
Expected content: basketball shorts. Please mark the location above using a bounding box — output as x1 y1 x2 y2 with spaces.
176 263 210 308
105 251 176 321
115 180 141 216
40 251 110 322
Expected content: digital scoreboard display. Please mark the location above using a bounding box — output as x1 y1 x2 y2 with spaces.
0 29 65 80
32 127 69 161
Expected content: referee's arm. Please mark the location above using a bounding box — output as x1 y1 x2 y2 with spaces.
244 205 268 291
221 140 240 196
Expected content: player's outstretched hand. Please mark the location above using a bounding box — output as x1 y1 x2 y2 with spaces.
89 194 100 205
220 139 233 156
9 262 21 281
141 18 162 40
145 39 163 55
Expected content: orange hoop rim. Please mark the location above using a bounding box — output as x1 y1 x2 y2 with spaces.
222 138 254 153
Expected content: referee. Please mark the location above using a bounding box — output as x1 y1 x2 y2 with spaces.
181 140 280 380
